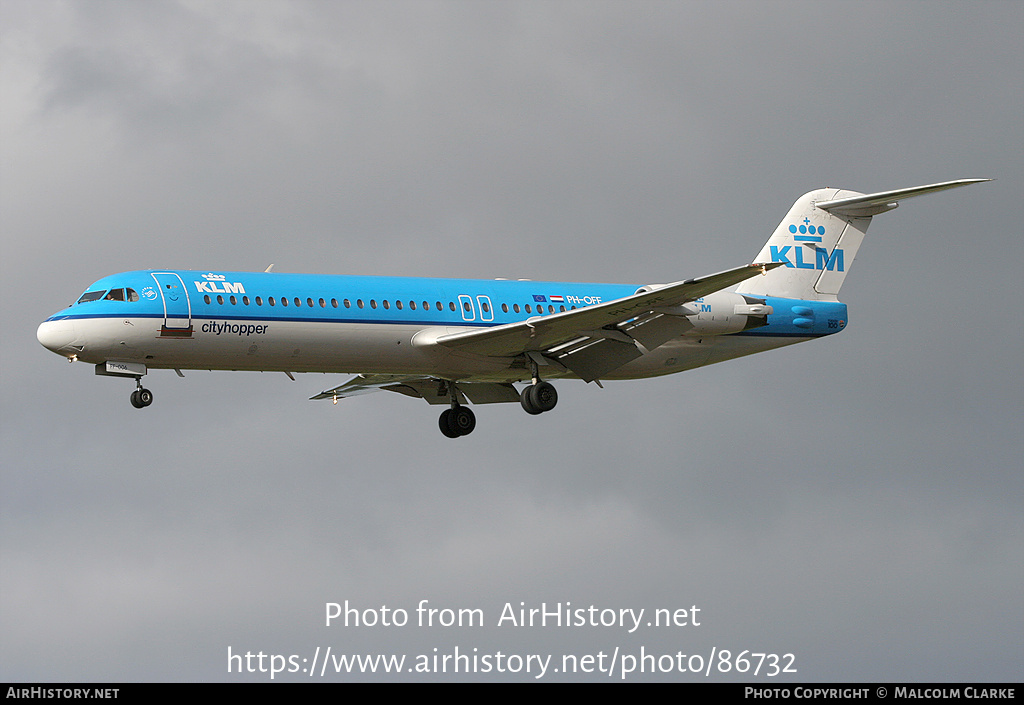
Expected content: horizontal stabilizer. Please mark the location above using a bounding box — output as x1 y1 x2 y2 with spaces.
815 179 991 217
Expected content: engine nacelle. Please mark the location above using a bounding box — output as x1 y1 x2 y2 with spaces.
655 290 773 336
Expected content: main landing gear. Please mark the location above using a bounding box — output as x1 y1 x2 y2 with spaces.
436 364 560 437
438 379 477 438
520 356 558 416
129 378 153 409
439 405 476 438
519 381 558 415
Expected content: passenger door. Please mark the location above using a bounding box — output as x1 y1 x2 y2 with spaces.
150 272 192 332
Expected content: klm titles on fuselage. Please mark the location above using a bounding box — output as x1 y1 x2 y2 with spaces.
194 279 246 294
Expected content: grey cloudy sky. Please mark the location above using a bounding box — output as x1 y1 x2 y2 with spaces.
1 0 1021 682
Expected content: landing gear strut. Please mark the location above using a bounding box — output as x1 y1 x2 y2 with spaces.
129 377 153 409
520 357 558 415
438 382 476 438
434 368 558 437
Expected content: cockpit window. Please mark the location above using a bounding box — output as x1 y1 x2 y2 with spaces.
76 287 139 304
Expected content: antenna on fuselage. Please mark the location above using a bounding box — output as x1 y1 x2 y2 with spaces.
264 264 275 272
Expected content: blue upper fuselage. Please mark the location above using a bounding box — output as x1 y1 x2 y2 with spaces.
42 269 848 339
44 269 638 328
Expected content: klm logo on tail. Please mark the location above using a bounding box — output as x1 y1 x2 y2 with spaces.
771 221 844 271
770 245 844 271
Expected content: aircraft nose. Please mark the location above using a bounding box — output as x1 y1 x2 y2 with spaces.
37 319 77 355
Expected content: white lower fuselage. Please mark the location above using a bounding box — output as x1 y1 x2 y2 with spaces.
44 313 813 382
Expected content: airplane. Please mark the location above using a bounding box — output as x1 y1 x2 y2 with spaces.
38 179 988 437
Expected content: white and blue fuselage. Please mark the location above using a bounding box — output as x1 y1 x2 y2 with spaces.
38 269 844 380
37 180 987 437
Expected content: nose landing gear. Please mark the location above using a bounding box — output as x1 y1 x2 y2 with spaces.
129 378 153 409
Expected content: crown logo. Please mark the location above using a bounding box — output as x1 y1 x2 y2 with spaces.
789 218 824 236
201 273 227 281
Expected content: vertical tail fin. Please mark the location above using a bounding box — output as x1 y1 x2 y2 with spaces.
739 179 991 301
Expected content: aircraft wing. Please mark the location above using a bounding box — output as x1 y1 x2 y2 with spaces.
434 262 783 382
310 374 413 401
311 374 520 405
